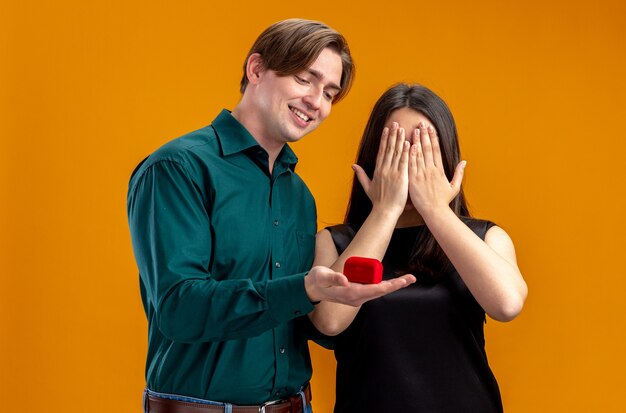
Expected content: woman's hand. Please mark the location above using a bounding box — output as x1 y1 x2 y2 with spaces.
353 122 409 217
408 122 465 217
407 123 527 321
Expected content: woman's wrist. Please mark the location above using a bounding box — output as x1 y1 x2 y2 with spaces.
370 204 404 222
419 204 457 226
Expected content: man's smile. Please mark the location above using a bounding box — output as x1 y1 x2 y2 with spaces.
289 105 314 123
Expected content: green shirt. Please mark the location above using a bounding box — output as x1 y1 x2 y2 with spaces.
127 109 317 404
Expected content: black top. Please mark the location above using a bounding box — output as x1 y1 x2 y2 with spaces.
326 218 503 413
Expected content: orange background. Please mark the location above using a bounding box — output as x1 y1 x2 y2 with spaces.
2 1 625 412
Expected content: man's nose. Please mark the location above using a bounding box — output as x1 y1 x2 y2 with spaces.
302 86 323 110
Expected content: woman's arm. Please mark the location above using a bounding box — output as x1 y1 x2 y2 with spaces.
421 209 526 321
309 211 406 335
408 123 527 322
308 123 416 335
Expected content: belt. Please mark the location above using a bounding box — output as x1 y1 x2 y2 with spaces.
145 384 312 413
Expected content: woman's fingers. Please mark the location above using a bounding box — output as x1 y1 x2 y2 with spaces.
382 122 399 168
410 128 425 173
390 127 406 170
353 164 372 196
429 126 444 171
374 127 389 173
419 123 434 167
450 160 467 193
399 140 410 172
409 141 417 176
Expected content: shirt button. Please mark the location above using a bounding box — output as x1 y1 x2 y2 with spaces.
275 262 281 268
294 310 302 316
280 347 285 354
276 391 282 397
273 220 279 226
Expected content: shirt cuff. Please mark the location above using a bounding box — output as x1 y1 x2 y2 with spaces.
267 273 315 322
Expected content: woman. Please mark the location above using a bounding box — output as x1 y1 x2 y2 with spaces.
309 84 527 412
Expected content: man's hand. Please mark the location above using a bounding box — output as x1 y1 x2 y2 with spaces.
304 265 416 307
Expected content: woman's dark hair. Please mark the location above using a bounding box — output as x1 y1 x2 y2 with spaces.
345 83 469 279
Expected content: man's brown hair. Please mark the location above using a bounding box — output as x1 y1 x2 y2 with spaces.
240 19 354 103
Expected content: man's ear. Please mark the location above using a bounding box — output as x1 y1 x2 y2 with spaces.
246 53 265 86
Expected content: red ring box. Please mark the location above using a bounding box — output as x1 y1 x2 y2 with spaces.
343 256 383 284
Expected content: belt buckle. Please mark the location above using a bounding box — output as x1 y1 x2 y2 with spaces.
259 399 281 413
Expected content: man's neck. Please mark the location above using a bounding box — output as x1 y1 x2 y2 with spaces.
231 104 283 174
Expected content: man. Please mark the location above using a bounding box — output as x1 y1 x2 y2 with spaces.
127 19 415 413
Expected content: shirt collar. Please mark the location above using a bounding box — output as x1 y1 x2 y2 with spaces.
212 109 299 171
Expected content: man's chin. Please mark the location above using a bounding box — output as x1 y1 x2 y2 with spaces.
286 125 317 142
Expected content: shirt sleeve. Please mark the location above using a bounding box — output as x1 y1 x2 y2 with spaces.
127 159 315 343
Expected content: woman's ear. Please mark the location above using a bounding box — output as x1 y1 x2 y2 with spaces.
245 53 264 86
